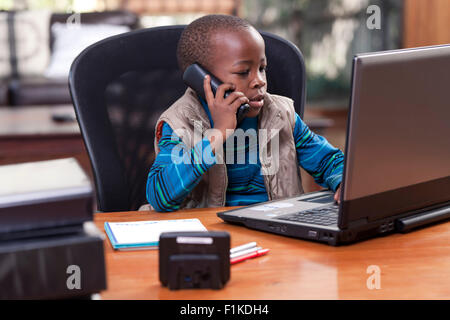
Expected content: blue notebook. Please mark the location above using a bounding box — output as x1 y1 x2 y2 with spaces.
104 218 207 251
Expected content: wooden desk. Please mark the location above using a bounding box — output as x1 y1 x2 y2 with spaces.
0 105 91 177
94 208 450 300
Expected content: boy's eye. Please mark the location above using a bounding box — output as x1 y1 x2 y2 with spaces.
235 70 250 76
260 65 267 72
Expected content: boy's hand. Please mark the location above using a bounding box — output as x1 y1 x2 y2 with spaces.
334 186 341 204
204 75 249 142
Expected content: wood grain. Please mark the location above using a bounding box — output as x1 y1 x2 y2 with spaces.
94 207 450 299
0 105 92 179
404 0 450 48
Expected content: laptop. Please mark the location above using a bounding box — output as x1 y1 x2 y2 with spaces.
218 45 450 245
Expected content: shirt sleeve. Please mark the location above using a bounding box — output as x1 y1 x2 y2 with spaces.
146 122 216 212
293 113 344 192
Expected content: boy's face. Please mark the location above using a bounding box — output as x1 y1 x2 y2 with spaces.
208 27 267 118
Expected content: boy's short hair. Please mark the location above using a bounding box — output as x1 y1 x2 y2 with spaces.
177 14 252 72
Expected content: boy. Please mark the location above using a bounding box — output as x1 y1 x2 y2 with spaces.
146 14 344 212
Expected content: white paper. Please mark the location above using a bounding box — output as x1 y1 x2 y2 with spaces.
107 218 207 245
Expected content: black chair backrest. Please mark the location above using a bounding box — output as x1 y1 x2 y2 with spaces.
69 25 306 212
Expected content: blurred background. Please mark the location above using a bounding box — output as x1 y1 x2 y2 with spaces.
1 0 449 192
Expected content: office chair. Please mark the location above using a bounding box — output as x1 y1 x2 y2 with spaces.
69 25 306 212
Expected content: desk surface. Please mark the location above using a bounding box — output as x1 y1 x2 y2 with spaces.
0 105 78 137
94 207 450 300
0 105 92 181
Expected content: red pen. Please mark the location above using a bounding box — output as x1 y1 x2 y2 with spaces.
230 248 270 265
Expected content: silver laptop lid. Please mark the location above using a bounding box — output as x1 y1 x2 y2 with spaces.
339 45 450 228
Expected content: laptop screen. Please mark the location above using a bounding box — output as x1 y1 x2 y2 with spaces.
340 45 450 227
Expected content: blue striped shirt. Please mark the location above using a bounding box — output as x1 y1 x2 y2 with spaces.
146 103 344 212
224 115 268 206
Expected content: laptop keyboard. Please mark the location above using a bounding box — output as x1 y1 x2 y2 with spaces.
276 205 339 226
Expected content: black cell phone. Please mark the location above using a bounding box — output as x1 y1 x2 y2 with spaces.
183 63 250 126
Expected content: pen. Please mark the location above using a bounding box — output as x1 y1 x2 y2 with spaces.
229 241 257 255
230 248 270 265
230 246 262 259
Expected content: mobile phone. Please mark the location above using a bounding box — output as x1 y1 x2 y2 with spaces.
183 63 250 126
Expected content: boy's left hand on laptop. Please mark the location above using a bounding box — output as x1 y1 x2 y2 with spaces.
334 186 341 204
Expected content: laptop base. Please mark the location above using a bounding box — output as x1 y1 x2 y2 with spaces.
219 202 450 246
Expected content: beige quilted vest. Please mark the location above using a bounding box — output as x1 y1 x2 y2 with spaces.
151 88 304 209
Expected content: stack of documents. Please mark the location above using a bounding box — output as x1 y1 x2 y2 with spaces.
104 219 207 250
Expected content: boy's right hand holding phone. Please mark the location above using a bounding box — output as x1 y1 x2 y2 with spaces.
203 75 249 154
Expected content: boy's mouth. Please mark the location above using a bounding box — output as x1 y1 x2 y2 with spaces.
248 94 264 108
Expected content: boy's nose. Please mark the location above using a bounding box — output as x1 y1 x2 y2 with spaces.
251 74 266 89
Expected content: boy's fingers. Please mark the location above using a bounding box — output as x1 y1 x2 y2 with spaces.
216 83 235 102
203 75 215 107
224 91 246 105
334 188 341 203
231 96 250 112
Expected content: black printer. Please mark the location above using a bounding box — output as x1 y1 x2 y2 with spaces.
0 158 107 299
